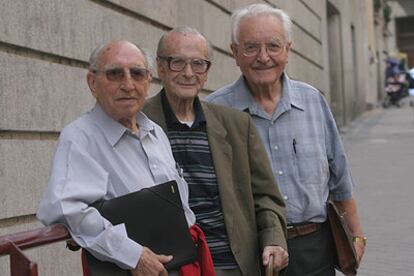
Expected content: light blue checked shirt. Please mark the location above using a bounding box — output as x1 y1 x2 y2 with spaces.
206 74 354 224
37 104 195 270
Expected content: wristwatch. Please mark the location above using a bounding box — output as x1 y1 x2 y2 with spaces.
352 236 367 246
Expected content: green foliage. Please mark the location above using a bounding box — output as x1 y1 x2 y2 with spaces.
374 0 382 13
383 2 392 23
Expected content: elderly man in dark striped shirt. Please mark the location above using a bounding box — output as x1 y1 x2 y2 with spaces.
143 26 288 276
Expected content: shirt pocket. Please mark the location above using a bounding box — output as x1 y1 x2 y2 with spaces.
294 140 329 186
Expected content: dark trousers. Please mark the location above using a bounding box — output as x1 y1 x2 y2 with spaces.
285 222 336 276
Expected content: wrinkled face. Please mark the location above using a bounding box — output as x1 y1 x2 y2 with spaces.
157 33 210 101
87 42 151 124
232 14 291 89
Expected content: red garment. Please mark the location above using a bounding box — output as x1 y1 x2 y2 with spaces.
180 224 216 276
81 249 91 276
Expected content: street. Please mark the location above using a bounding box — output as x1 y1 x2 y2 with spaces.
341 97 414 275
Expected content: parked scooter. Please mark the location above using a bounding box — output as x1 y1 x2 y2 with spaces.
383 58 409 108
383 71 408 108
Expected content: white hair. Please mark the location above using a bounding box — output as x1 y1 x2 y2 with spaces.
231 3 292 44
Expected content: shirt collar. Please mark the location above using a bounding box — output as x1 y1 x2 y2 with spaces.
90 103 156 147
235 73 305 113
160 89 206 129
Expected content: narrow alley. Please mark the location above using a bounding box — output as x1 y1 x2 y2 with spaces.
341 98 414 275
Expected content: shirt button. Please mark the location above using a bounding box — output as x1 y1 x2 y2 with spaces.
278 170 283 175
283 195 289 200
152 164 157 169
273 145 279 150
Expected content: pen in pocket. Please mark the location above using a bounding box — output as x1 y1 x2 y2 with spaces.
293 138 297 154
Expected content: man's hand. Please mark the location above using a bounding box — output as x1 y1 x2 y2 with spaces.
131 247 172 276
333 199 366 269
353 238 366 268
262 245 289 272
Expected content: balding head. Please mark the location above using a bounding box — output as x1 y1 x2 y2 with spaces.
157 27 213 60
89 40 152 71
86 40 152 131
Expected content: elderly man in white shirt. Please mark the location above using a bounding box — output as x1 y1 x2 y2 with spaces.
37 40 195 276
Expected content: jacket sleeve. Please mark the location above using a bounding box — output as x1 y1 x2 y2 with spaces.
247 116 288 250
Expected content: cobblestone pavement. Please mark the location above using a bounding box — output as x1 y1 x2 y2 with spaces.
340 97 414 276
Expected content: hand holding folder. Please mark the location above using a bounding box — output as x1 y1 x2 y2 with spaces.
85 180 197 275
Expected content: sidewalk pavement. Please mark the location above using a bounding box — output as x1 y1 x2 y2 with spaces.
340 97 414 276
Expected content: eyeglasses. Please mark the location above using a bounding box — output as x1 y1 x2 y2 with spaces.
92 67 150 82
158 56 211 74
240 41 286 57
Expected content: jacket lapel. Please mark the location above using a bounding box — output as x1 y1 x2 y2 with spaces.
143 93 168 133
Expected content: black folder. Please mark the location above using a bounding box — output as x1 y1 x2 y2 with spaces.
85 180 197 275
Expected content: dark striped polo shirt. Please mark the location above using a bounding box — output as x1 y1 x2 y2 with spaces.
161 91 237 269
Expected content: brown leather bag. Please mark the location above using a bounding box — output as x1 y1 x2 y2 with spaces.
327 201 358 275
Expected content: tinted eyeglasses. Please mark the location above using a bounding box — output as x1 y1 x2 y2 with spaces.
158 56 211 74
240 41 286 57
92 67 150 82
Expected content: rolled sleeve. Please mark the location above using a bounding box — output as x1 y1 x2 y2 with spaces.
321 95 354 200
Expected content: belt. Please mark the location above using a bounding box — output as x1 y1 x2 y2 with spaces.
287 222 322 239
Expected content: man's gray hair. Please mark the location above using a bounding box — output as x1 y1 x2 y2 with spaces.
88 41 153 71
231 3 292 44
157 26 214 60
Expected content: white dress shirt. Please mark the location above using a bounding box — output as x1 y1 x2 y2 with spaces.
37 104 195 269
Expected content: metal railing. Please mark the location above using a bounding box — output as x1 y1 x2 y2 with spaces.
0 224 70 276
